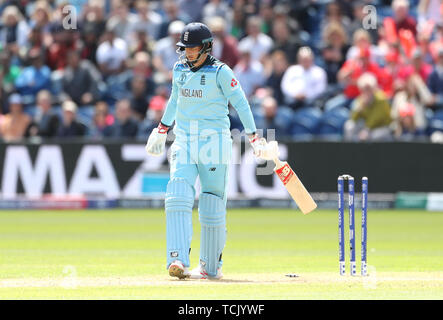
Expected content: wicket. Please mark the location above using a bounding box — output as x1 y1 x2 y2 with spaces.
338 175 368 276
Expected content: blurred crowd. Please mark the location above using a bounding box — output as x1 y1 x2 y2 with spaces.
1 0 443 143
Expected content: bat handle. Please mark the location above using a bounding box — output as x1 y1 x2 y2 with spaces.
273 157 283 169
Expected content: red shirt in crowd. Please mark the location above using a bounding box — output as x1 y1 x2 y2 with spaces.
398 63 433 82
219 35 240 69
339 59 387 98
395 16 417 38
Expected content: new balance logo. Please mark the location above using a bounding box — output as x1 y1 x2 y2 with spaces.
200 75 206 85
209 167 216 171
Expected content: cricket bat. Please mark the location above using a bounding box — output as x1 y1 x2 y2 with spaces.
273 157 317 214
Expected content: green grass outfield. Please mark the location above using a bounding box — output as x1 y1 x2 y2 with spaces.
0 208 442 299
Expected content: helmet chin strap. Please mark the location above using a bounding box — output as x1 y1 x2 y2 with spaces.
186 54 205 68
177 44 210 68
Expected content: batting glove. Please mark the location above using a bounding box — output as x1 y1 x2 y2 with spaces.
145 123 168 156
249 134 280 160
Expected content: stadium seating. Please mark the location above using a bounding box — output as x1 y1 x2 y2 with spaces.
428 110 443 135
77 106 96 128
317 106 350 139
289 107 323 140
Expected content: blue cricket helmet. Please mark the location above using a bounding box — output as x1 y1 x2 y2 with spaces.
176 22 213 49
176 22 213 67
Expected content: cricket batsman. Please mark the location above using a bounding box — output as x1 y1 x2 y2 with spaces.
145 22 277 279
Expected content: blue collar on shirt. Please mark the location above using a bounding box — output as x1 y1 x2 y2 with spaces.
189 55 216 72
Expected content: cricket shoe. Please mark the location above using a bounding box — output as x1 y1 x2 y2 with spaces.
189 264 223 280
168 260 190 280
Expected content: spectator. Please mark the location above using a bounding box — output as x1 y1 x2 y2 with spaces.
0 5 30 56
392 103 424 140
80 23 101 66
392 73 433 132
29 0 53 47
0 94 31 142
281 47 327 110
26 90 60 138
57 0 87 16
106 0 137 40
138 95 167 140
381 49 404 98
233 43 265 98
377 25 397 64
89 101 114 139
427 47 443 110
203 0 232 22
418 0 443 28
177 0 206 23
157 0 191 40
348 1 379 44
14 48 51 105
416 29 435 65
270 19 305 65
47 0 72 29
129 75 152 120
152 20 185 85
336 0 355 19
240 0 259 17
385 0 417 39
430 22 443 61
128 0 162 45
346 29 385 64
287 0 319 33
0 50 21 112
320 22 350 84
46 0 80 70
104 99 138 138
254 95 292 139
398 48 433 83
129 53 156 103
57 100 87 137
46 23 79 71
320 1 352 40
80 0 107 64
344 73 392 141
129 27 152 57
272 3 300 34
230 4 247 40
147 95 166 126
258 1 274 36
21 26 46 63
0 0 435 144
265 50 289 106
61 50 102 107
329 47 386 110
81 0 106 33
238 16 273 63
207 16 240 69
131 51 154 79
96 25 129 78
